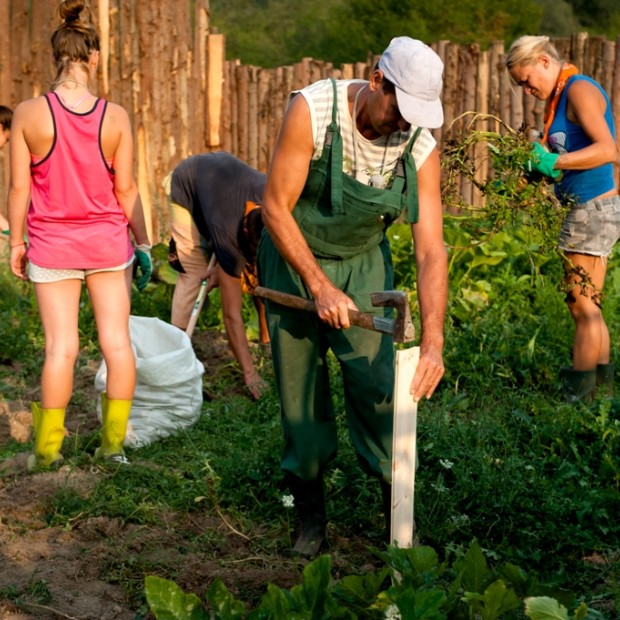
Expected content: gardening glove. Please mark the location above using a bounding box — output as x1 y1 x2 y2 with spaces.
525 142 561 180
134 244 152 292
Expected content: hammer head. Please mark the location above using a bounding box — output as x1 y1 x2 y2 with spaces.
370 290 415 343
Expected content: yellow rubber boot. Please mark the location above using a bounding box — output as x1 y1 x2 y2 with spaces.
27 402 66 471
95 393 131 464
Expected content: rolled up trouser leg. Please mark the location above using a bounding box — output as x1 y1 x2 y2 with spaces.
169 202 209 329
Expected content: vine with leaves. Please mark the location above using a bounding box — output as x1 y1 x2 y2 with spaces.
441 111 601 306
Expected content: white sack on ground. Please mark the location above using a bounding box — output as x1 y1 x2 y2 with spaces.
95 315 205 447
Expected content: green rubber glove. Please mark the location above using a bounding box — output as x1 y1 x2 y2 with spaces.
526 142 561 180
134 244 152 292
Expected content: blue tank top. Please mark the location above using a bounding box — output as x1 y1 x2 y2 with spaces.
547 75 615 203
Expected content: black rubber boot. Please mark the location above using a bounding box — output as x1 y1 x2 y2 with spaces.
380 480 393 544
284 475 326 559
559 366 597 403
596 363 614 398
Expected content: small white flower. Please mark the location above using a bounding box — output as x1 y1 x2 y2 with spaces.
431 481 448 493
439 458 454 469
385 604 402 620
281 494 295 509
450 514 470 526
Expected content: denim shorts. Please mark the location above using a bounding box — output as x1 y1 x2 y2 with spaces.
558 195 620 257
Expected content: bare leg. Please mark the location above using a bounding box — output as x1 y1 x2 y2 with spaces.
86 266 135 399
563 253 609 370
34 279 82 408
254 296 270 345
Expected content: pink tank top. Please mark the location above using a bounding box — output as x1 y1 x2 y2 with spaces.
27 92 134 269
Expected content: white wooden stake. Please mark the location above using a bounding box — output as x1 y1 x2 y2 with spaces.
390 346 420 547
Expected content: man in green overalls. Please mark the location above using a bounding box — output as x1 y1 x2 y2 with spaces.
257 37 448 558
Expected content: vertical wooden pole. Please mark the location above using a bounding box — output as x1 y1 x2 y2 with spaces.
391 346 420 547
99 0 110 94
248 66 259 168
206 34 225 148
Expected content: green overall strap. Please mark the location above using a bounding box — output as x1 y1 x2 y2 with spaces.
327 78 345 215
390 127 422 223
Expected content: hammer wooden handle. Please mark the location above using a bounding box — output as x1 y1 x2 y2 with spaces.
254 286 394 335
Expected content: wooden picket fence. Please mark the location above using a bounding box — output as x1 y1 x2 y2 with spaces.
0 0 618 241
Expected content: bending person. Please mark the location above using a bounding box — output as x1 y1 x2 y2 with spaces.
165 151 269 399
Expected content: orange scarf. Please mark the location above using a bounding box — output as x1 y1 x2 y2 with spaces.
541 62 579 144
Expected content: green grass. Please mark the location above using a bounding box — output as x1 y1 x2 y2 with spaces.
1 221 619 617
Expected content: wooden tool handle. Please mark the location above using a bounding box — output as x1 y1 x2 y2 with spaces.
253 287 316 313
186 254 217 338
254 286 380 332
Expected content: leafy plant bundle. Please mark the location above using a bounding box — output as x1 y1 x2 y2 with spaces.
441 111 602 305
441 112 570 249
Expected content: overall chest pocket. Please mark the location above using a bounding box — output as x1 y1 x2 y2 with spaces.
294 165 405 259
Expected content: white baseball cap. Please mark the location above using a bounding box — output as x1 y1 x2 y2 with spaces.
378 36 444 129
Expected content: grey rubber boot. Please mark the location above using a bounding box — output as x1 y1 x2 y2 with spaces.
559 367 597 403
284 475 326 559
596 363 614 398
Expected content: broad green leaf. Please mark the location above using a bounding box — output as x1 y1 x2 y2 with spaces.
573 602 589 620
255 584 292 617
458 541 491 593
207 579 246 620
395 589 446 620
145 575 208 620
289 555 332 615
463 580 520 620
499 563 528 591
405 546 441 577
470 252 507 268
334 568 390 606
524 596 569 620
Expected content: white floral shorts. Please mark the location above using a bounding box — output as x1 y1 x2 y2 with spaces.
28 258 134 283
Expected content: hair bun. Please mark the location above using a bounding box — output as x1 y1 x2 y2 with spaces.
65 14 80 22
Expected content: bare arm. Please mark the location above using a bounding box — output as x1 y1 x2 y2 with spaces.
7 102 32 279
218 265 266 399
261 94 358 328
409 148 448 401
104 103 150 246
556 80 618 171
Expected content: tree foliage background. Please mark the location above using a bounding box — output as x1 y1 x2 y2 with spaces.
209 0 620 67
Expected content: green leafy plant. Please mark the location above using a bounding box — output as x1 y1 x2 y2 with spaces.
144 543 601 619
442 111 604 314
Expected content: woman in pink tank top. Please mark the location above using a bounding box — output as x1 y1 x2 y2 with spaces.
7 0 151 469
